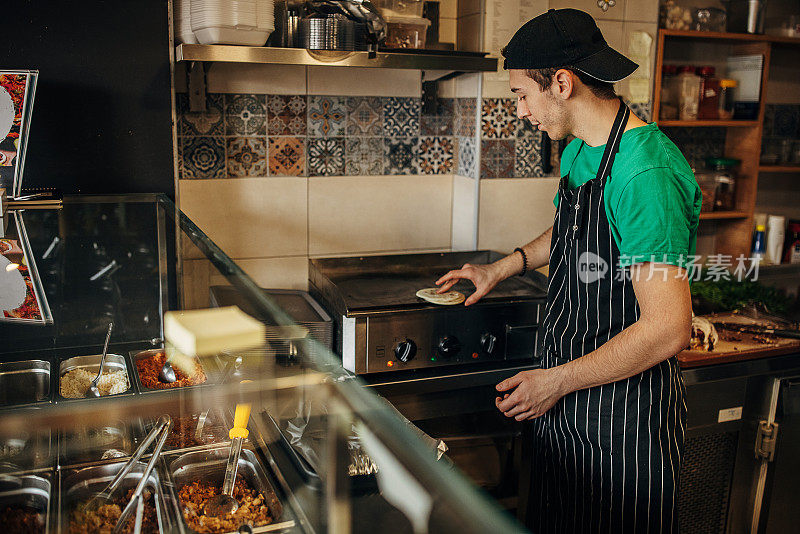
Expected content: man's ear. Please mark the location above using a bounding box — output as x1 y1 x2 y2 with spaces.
552 69 574 100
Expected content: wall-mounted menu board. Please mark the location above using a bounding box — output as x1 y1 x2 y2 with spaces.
0 70 38 198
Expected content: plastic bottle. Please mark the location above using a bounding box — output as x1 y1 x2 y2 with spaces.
783 221 800 264
718 79 737 120
766 215 786 265
751 224 766 262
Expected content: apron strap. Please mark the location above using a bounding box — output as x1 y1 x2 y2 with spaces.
594 98 630 183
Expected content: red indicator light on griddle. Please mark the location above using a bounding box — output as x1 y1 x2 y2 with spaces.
472 352 479 359
387 361 394 367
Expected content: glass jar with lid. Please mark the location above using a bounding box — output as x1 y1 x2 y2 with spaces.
705 157 739 211
673 66 701 121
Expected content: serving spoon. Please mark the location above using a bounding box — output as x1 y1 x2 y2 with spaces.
204 402 251 517
85 323 114 398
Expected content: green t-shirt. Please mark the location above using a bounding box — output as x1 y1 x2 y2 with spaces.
554 122 702 268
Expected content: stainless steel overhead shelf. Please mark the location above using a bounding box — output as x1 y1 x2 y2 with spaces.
176 44 498 72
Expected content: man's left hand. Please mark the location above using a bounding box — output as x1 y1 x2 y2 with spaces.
495 369 566 421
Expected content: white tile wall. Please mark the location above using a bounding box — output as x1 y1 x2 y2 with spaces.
308 175 454 255
307 66 421 97
458 0 483 17
624 0 659 23
458 13 484 52
179 177 308 259
452 174 478 250
209 256 309 290
207 63 307 94
548 0 627 21
478 177 559 254
440 0 458 18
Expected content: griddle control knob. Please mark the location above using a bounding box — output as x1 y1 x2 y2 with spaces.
394 339 417 362
480 333 499 356
438 336 461 358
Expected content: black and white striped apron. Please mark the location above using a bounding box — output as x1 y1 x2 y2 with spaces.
530 100 687 534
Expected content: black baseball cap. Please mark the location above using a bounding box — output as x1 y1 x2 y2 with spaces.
502 8 638 83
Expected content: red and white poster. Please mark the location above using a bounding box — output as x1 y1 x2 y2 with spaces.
1 211 50 324
0 70 38 197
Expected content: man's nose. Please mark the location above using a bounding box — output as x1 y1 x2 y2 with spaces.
516 99 530 119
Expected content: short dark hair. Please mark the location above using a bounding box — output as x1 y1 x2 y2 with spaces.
524 67 617 100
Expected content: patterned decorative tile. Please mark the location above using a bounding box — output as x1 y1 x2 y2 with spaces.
308 137 346 176
421 98 455 136
267 95 307 136
308 96 346 137
418 137 455 175
177 135 185 179
227 137 266 177
763 105 776 137
774 104 799 138
346 97 383 136
181 137 226 179
480 140 514 179
345 137 384 175
225 94 266 136
663 126 726 169
268 136 305 176
481 98 516 139
514 135 545 178
179 93 224 136
455 98 477 137
384 137 419 175
457 136 477 177
383 97 421 137
628 100 652 123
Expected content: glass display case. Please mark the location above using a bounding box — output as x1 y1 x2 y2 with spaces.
0 194 525 534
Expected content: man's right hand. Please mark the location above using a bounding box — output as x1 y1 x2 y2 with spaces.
435 263 502 306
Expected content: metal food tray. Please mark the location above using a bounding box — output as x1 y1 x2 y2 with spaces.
59 461 173 533
59 418 144 468
261 412 378 495
0 427 54 473
0 359 53 407
57 354 135 401
142 408 232 455
0 471 54 533
129 348 219 394
164 446 295 533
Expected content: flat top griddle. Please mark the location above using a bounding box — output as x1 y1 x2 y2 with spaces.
310 251 548 314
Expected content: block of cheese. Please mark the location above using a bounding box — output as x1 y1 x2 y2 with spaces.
164 306 266 357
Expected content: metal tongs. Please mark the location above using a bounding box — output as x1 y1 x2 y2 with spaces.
82 415 173 534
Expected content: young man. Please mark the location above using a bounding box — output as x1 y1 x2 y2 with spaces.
436 9 701 533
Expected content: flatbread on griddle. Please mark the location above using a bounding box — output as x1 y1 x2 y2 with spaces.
416 288 466 306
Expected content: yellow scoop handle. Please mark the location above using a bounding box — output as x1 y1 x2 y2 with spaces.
229 403 251 440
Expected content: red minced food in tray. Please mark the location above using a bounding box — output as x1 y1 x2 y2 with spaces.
135 350 207 389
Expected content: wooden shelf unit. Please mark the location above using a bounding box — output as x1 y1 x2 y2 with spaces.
653 29 782 259
699 211 750 220
657 120 759 127
759 165 800 173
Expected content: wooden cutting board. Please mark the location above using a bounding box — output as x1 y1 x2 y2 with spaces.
679 313 800 368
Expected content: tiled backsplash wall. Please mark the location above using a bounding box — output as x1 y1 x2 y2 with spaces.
661 127 727 169
177 92 657 181
762 104 800 165
177 93 478 179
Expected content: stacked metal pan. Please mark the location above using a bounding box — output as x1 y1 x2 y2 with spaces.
299 14 355 51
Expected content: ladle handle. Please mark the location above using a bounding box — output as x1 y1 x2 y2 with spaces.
114 415 173 533
222 437 244 496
